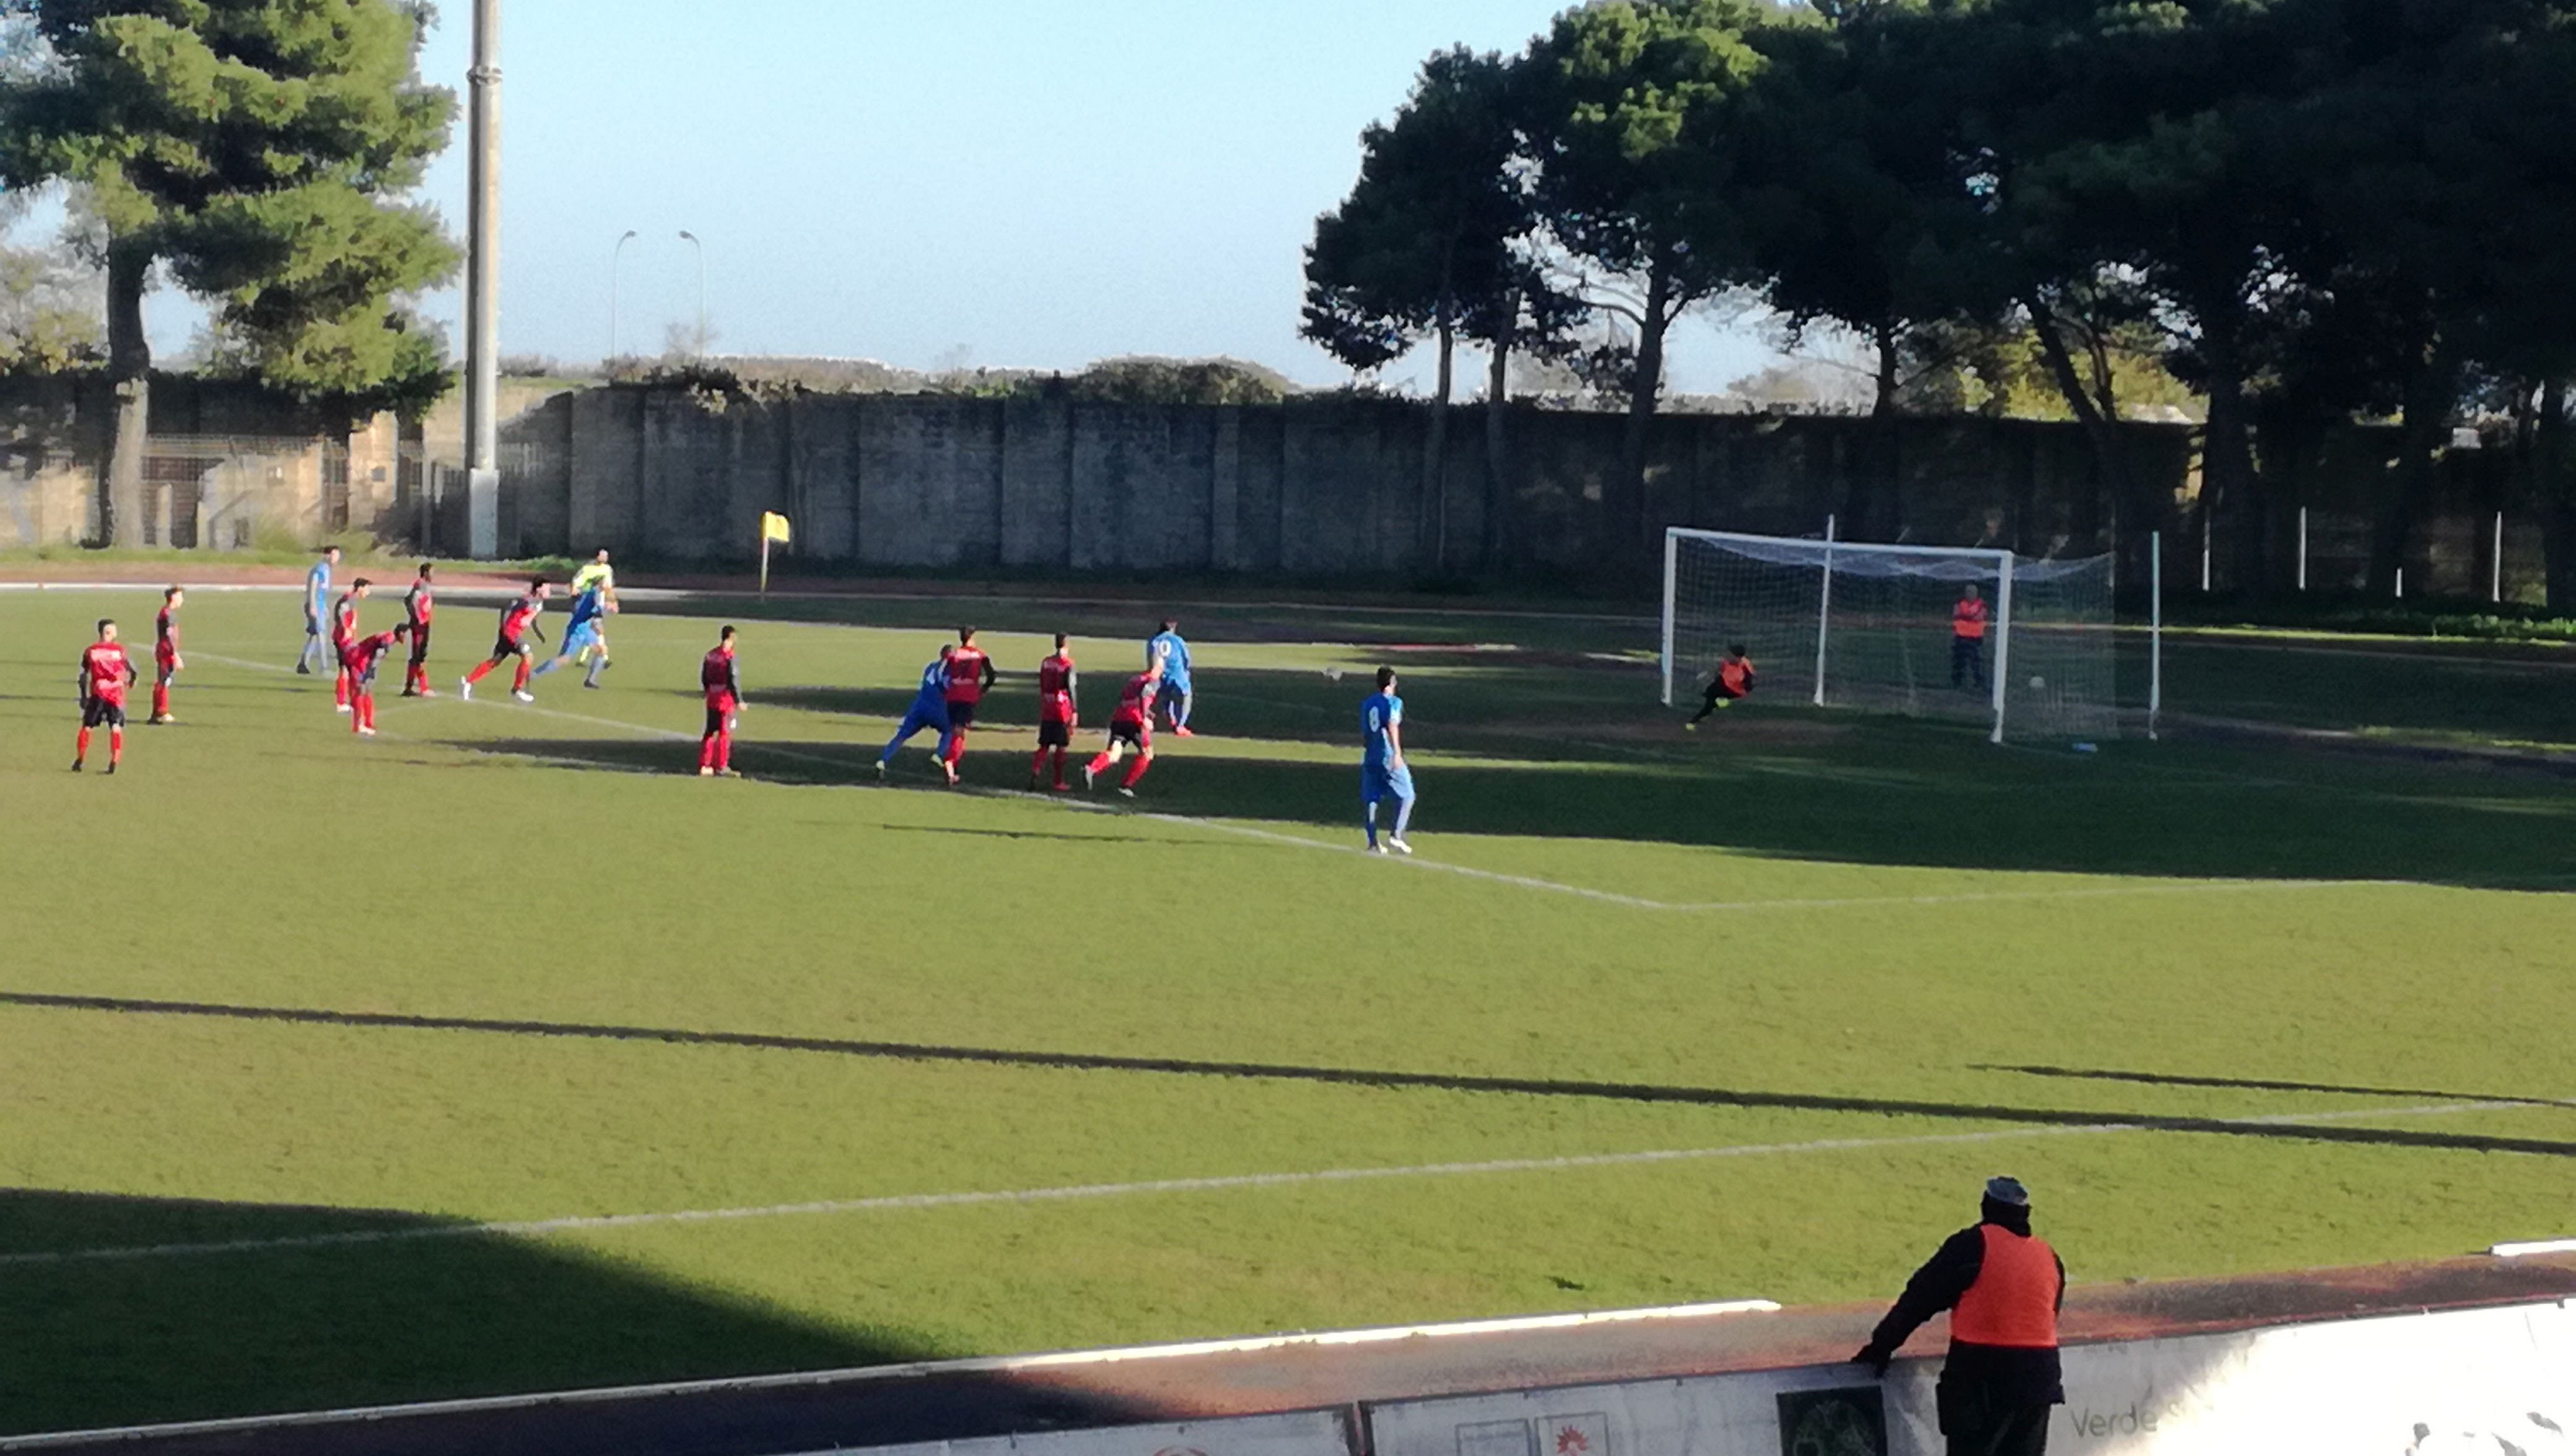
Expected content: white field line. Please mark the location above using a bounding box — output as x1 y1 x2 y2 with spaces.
186 654 2395 917
2492 1237 2576 1258
0 1099 2532 1271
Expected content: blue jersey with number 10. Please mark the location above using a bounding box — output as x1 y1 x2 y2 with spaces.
1149 630 1191 685
1361 691 1402 766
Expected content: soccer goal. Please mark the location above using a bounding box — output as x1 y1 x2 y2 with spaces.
1661 526 2122 743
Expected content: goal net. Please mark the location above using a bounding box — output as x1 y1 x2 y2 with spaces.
1661 528 2119 743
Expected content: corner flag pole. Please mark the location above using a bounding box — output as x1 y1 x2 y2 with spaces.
759 533 771 599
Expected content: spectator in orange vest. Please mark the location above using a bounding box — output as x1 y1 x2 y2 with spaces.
1853 1176 2065 1456
1950 584 1991 691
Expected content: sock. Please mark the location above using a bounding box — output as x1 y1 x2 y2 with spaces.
466 659 494 685
583 655 606 687
943 730 967 766
1122 755 1151 789
109 727 123 765
153 683 170 718
1051 748 1067 784
701 734 719 770
1031 748 1048 779
531 655 559 677
1365 802 1379 845
76 726 90 762
352 697 369 732
334 672 349 707
513 659 531 692
715 728 733 772
1395 797 1415 838
1087 750 1114 776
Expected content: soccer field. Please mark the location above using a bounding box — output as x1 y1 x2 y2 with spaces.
3 585 2572 1434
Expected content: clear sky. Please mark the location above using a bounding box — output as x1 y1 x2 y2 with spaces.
42 1 1784 393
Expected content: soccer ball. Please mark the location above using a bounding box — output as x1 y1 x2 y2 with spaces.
2028 675 2046 691
1324 666 1344 682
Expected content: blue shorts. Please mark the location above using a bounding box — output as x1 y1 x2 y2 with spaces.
561 621 603 657
1361 761 1414 805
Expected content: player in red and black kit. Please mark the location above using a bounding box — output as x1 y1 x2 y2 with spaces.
149 585 185 724
1084 660 1161 797
1031 633 1078 791
461 579 551 701
940 626 999 774
401 562 437 696
698 625 745 777
329 578 371 713
74 618 138 773
341 625 410 737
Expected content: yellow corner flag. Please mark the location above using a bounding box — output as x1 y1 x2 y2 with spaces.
761 511 793 543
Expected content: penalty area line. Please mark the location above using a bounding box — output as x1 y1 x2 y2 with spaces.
0 1099 2525 1269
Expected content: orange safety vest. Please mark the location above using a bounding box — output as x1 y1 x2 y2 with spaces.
1954 599 1989 641
1950 1224 2059 1348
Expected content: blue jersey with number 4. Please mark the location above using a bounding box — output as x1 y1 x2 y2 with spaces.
1361 691 1402 766
913 660 952 715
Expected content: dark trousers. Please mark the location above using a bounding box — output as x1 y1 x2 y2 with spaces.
1941 1380 2050 1456
1948 1403 2048 1456
1950 635 1987 690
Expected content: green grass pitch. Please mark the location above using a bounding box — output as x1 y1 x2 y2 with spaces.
2 585 2571 1434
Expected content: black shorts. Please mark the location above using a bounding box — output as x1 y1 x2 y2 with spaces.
1037 718 1071 748
409 623 431 662
1705 683 1745 703
946 700 977 728
1107 717 1146 750
490 634 528 662
82 697 127 729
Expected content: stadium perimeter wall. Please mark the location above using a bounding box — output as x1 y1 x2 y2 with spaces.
800 1298 2571 1456
504 388 2198 582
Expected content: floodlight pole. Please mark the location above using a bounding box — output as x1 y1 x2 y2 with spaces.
2296 506 2308 592
678 230 706 358
2493 511 2505 603
609 229 637 362
463 0 502 559
1813 514 1836 708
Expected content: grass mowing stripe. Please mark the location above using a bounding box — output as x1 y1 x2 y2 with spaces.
201 656 2407 918
6 990 2567 1160
0 1100 2526 1268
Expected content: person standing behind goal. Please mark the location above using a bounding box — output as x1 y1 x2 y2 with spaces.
1950 584 1990 691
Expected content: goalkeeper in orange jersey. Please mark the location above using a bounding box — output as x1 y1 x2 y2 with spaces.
1685 644 1755 730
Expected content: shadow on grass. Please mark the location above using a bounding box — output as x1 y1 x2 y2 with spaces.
1978 1063 2576 1110
0 1189 1156 1452
6 993 2570 1164
449 726 2576 893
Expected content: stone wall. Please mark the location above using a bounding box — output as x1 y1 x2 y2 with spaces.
503 387 2203 579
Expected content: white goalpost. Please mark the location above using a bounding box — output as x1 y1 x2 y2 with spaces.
1660 527 2121 744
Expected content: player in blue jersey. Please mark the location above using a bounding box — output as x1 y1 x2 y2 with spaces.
531 579 613 687
875 645 960 786
294 545 340 675
1360 666 1415 854
1147 618 1195 735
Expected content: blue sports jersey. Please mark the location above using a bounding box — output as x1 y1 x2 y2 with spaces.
305 560 331 615
1149 630 1192 684
913 659 951 714
566 587 606 631
1361 691 1402 766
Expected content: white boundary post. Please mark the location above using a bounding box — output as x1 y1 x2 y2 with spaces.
1989 553 2015 745
2297 507 2308 592
2149 530 2163 741
2493 511 2505 603
1659 528 1679 707
1812 514 1835 708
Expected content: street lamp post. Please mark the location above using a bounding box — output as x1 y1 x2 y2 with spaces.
608 229 638 365
678 230 706 359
